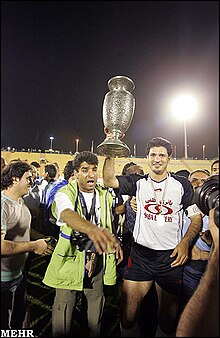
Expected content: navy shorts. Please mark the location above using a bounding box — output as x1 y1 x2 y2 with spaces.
182 259 207 298
124 242 183 295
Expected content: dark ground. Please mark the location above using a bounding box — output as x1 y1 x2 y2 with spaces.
26 253 158 337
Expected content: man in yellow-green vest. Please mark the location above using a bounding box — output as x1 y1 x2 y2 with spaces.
43 151 123 337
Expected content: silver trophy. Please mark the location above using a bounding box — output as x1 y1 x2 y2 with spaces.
97 75 135 157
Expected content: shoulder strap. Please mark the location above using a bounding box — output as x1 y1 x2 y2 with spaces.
67 183 79 212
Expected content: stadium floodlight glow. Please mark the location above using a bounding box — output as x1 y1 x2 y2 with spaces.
171 94 198 159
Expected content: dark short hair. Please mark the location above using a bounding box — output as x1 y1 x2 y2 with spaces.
1 157 7 171
30 161 41 168
73 151 98 171
52 162 60 170
211 159 219 170
63 160 75 180
122 162 137 175
145 137 173 157
126 165 144 175
44 164 57 179
1 160 32 190
175 169 190 179
202 169 210 175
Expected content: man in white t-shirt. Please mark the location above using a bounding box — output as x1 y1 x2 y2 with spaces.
1 160 52 329
103 136 202 337
43 151 123 337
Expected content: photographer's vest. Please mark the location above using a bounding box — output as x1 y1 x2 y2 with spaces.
42 180 116 290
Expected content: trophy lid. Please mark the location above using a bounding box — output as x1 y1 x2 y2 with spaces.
108 76 135 92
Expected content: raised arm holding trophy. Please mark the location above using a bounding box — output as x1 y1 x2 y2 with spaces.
97 75 135 157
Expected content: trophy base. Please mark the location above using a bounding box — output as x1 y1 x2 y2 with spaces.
97 139 130 157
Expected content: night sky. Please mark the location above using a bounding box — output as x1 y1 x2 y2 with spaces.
1 1 219 159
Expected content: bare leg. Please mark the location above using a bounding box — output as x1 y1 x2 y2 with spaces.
120 279 153 336
156 284 180 336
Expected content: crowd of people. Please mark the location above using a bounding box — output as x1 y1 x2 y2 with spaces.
1 140 219 337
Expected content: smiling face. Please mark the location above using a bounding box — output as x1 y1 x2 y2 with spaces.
147 146 170 178
75 161 98 193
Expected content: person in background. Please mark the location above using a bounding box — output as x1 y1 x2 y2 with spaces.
44 160 76 239
103 136 202 337
36 163 58 236
181 169 211 310
46 160 76 209
30 161 42 183
189 169 210 189
176 207 219 337
114 162 144 277
1 160 53 329
175 169 190 180
121 162 137 176
210 159 219 175
52 162 63 181
1 156 7 172
41 164 58 205
23 164 44 212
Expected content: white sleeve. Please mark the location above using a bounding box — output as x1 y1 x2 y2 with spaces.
54 192 75 226
185 203 202 217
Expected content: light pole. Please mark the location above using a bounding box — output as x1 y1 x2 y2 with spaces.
91 140 94 153
202 145 206 160
49 137 54 151
183 119 188 159
173 145 177 159
133 144 136 157
171 94 198 159
75 139 79 153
